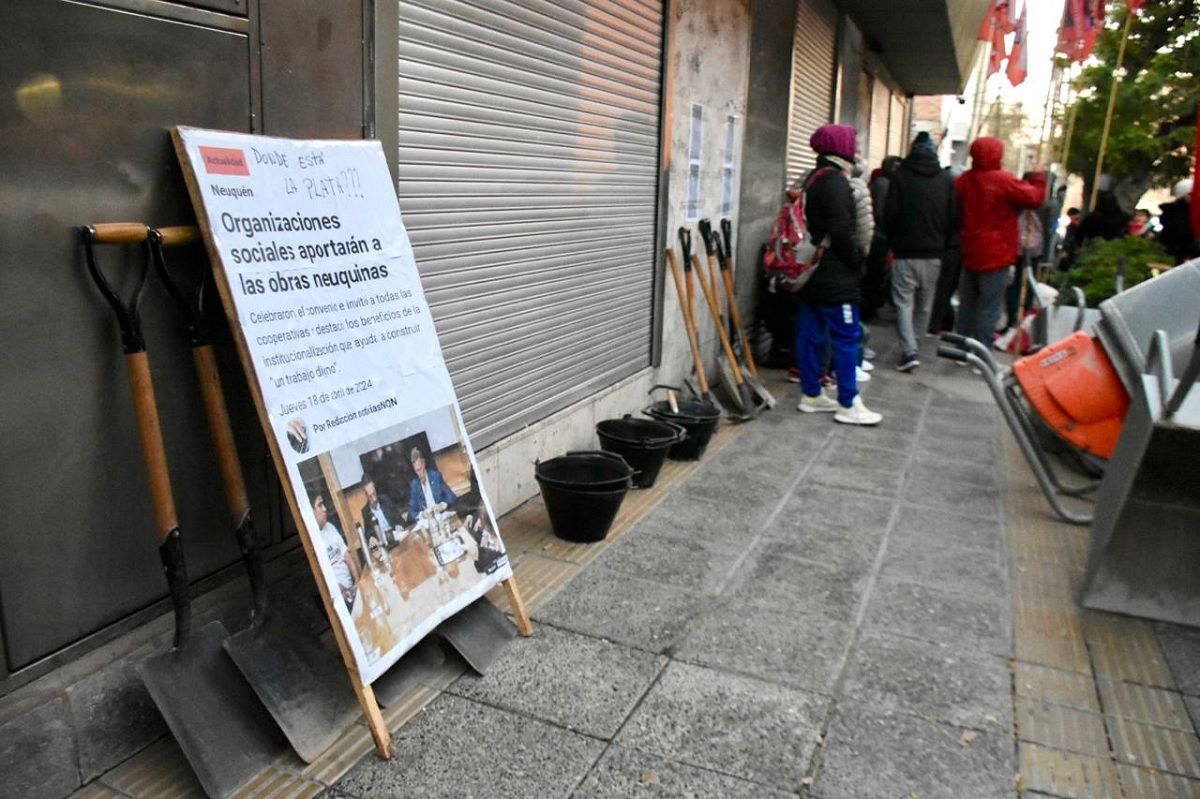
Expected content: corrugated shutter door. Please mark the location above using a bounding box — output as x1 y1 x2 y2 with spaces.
397 0 663 447
785 0 838 186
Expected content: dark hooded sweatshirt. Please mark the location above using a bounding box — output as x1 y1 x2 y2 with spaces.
883 146 957 259
797 154 862 306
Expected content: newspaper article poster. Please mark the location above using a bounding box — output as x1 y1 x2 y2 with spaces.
173 127 510 683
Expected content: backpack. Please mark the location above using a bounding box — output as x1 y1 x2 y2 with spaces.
762 167 834 292
1019 208 1044 260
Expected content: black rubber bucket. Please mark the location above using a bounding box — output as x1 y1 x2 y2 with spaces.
535 452 633 543
596 416 686 488
644 399 721 461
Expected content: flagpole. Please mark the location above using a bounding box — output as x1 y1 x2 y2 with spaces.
1060 90 1079 176
1089 8 1135 211
1036 63 1061 165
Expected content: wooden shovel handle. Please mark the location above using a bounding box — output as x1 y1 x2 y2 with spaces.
89 222 150 245
156 225 201 248
720 267 760 378
665 248 710 394
193 344 251 521
124 351 178 541
691 253 745 383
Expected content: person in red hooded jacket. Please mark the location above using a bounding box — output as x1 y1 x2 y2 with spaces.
954 137 1046 345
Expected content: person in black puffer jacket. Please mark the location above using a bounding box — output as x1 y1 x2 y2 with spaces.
794 123 882 426
884 131 957 371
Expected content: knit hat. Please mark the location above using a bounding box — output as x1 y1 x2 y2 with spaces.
911 131 935 154
809 124 857 160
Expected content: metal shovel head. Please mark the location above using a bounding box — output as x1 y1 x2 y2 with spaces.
222 600 361 763
371 637 447 707
433 598 517 675
743 371 777 409
137 621 285 798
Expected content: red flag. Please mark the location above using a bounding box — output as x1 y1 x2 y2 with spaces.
1006 7 1029 86
978 1 1016 41
988 24 1007 75
1057 0 1105 62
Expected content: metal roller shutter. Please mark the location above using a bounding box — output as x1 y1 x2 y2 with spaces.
785 0 838 186
396 0 664 447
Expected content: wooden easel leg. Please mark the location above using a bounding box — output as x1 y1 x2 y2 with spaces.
501 577 534 636
353 681 393 759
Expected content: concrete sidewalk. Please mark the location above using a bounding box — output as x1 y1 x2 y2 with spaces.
74 321 1200 799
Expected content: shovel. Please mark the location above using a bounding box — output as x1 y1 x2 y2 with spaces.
82 223 284 798
706 218 776 408
687 226 762 420
665 245 724 413
149 226 361 763
679 227 749 418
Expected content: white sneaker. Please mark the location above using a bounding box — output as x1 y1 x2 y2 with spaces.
834 396 883 425
856 366 872 382
860 360 875 372
798 393 839 413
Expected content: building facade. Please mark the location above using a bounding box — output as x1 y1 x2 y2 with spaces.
0 0 982 793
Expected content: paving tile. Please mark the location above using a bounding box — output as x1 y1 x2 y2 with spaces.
446 625 666 739
828 424 918 454
1117 762 1200 798
761 515 881 574
1098 679 1194 732
888 504 1004 555
636 492 775 549
806 462 905 498
1014 661 1101 712
1014 606 1091 673
532 564 714 654
921 410 999 443
879 538 1007 599
728 550 869 622
817 442 911 475
841 631 1011 731
779 484 896 535
1012 559 1081 609
1109 715 1200 778
1084 611 1175 688
572 742 800 798
674 599 851 695
1015 697 1111 757
593 525 746 594
862 576 1009 655
1157 623 1200 697
914 430 999 465
333 694 605 798
676 466 796 513
811 703 1013 799
1186 695 1200 733
906 451 1001 489
1018 741 1122 799
616 661 824 792
900 472 1003 519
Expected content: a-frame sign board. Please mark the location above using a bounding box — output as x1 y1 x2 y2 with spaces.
171 127 532 759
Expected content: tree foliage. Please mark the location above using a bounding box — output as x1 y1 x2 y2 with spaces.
1062 0 1199 211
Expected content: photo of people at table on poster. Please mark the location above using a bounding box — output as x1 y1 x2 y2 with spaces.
298 404 507 666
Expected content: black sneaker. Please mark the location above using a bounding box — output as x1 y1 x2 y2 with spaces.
896 353 920 372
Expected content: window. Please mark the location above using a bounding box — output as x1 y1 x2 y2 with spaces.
687 103 703 221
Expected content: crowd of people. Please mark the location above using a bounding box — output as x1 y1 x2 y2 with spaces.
778 122 1198 428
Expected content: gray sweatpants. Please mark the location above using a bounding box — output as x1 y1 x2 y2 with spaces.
891 257 942 356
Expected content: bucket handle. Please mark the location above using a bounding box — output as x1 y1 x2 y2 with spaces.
620 414 687 444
